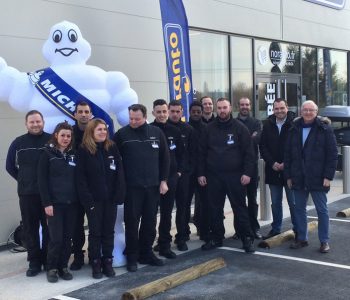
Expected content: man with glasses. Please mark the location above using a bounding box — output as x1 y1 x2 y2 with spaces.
260 98 297 240
285 100 337 253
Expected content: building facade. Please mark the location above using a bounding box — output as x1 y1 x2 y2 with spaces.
0 0 349 243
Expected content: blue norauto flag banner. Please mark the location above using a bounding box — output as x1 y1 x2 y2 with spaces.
159 0 193 120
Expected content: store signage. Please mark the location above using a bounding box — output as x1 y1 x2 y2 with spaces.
269 42 296 67
304 0 346 10
265 83 276 116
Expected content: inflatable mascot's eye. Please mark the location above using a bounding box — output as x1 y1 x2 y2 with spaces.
68 29 78 42
52 30 62 43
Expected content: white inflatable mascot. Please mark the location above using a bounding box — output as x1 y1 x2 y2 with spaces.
0 20 133 267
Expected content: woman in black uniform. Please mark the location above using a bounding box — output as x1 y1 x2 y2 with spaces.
76 118 125 279
38 122 77 283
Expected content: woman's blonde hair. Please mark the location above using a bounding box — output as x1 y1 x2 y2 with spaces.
82 118 114 154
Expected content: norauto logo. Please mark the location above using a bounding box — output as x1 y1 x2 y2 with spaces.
164 23 191 101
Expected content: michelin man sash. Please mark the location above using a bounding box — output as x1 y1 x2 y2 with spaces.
28 68 115 135
159 0 193 121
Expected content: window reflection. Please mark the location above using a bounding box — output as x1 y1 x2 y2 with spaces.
230 36 253 114
189 31 229 103
301 46 317 102
318 49 347 109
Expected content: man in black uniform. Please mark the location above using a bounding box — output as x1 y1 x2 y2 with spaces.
70 101 92 270
151 99 184 259
187 101 209 241
114 104 170 272
234 97 262 239
168 100 196 251
198 98 255 253
6 110 50 276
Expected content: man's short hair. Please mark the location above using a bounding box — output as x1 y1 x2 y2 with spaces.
200 96 212 103
128 103 147 117
169 100 183 108
153 99 167 108
273 98 288 108
25 110 43 121
238 97 250 105
190 101 203 111
216 97 230 104
75 101 92 113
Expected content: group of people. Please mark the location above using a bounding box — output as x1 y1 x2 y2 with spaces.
5 95 338 283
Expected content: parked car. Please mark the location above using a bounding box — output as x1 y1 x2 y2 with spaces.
322 105 350 171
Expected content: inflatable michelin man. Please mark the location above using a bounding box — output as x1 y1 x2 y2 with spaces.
0 20 134 267
0 20 137 132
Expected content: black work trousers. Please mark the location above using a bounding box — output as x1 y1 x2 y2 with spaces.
188 173 210 241
157 174 178 250
234 163 260 233
19 194 49 267
207 172 254 242
85 199 117 260
46 203 76 270
71 201 86 259
174 173 191 242
124 186 159 262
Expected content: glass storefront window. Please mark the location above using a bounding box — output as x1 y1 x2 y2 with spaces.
189 31 229 103
230 36 253 114
318 49 348 110
301 46 317 102
255 40 300 74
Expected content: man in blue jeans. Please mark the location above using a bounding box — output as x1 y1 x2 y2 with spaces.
284 100 337 253
260 98 297 239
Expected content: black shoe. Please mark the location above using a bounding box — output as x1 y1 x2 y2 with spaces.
290 240 309 249
102 258 115 277
26 265 41 277
126 261 138 272
91 259 103 279
138 253 164 266
70 256 84 271
46 269 59 283
153 244 160 252
58 268 73 280
232 233 240 240
177 241 188 251
254 230 263 239
242 237 255 253
159 249 177 259
201 240 223 251
262 230 280 240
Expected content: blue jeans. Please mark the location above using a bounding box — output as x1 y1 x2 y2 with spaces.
269 185 297 233
293 190 329 243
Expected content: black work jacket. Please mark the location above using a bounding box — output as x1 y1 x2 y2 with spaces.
198 116 255 177
6 132 50 195
76 142 126 210
38 145 77 207
151 121 185 176
114 123 170 187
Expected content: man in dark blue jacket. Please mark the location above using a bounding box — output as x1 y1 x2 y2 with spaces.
6 110 50 277
198 98 255 253
114 104 170 272
285 100 338 253
260 98 297 239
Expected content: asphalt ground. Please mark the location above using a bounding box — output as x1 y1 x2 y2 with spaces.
55 197 350 300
